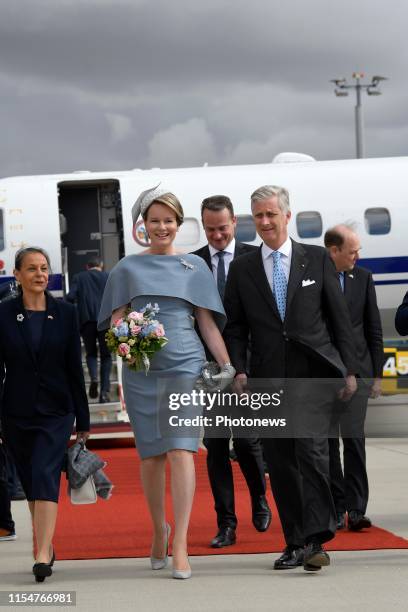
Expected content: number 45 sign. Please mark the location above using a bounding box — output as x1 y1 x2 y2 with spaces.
383 348 408 377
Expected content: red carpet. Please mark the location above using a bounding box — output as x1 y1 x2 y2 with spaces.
54 447 408 560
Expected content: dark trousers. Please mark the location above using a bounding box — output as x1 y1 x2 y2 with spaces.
329 385 369 514
6 451 24 497
263 437 335 547
81 321 112 394
262 350 338 547
0 442 15 532
203 436 266 530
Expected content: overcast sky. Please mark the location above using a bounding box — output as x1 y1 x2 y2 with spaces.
1 0 407 177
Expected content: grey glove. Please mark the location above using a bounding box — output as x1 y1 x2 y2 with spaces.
209 363 236 391
197 362 236 391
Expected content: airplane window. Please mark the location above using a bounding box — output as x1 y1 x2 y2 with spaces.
364 208 391 235
174 217 201 247
236 215 256 242
296 211 322 238
0 209 4 251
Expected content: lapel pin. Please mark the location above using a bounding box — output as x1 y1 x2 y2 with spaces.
16 313 24 322
47 315 54 320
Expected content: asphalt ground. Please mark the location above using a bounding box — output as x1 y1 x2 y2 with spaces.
1 438 407 612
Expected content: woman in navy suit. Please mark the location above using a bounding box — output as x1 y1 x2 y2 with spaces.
0 247 90 582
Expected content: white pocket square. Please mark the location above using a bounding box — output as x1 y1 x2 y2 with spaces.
302 279 316 287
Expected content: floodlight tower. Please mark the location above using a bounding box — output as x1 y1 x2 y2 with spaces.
330 72 387 158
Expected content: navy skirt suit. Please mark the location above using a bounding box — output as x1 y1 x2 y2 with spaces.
0 293 90 502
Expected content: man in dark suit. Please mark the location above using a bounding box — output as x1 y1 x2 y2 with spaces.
224 185 357 571
67 256 111 403
325 225 383 531
193 195 271 548
0 429 16 541
395 292 408 335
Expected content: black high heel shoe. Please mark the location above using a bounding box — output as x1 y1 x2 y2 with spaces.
33 563 53 582
33 550 55 582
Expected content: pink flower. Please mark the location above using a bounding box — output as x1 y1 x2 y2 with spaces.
118 343 130 356
128 311 144 322
154 324 165 337
114 317 124 327
131 325 142 336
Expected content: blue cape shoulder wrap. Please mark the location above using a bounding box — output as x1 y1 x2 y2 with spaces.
98 253 226 331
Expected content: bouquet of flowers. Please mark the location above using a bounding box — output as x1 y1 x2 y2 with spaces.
105 303 168 373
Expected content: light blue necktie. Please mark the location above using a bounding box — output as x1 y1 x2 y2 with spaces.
272 251 287 321
338 271 345 293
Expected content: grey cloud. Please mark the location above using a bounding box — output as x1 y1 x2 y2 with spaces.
105 112 133 143
0 0 407 178
1 0 406 90
146 117 217 168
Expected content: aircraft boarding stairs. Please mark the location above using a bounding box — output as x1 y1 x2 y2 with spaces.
80 344 129 428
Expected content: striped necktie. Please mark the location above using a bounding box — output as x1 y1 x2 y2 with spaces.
272 251 287 321
338 271 345 292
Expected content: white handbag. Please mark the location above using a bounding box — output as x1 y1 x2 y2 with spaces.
69 476 97 505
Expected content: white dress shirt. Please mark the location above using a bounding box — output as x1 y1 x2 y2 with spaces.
209 238 236 281
261 236 292 294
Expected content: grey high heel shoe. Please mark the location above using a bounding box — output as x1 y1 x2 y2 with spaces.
150 523 171 570
172 558 191 579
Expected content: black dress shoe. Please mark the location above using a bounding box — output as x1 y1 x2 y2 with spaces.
210 527 236 548
252 496 272 532
336 512 346 530
89 381 98 399
303 542 330 571
229 448 238 461
348 510 372 531
274 546 304 570
32 563 53 583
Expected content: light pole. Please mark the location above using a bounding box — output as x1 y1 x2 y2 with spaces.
330 72 387 158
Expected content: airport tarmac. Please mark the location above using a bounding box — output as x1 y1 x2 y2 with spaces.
1 438 407 612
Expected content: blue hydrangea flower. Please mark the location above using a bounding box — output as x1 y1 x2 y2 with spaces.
141 303 160 318
140 323 156 337
114 322 129 337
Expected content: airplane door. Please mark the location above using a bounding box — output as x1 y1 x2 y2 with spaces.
58 179 124 289
59 186 100 280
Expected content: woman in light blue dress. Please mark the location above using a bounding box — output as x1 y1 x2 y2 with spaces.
99 186 234 579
